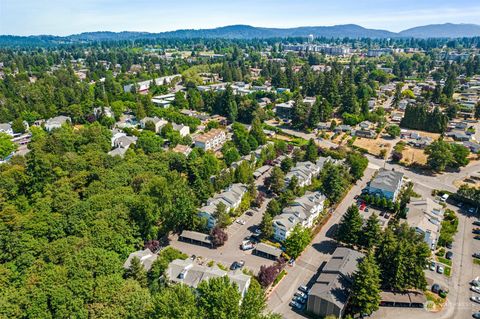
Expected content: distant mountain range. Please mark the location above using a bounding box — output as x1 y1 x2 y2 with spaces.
1 23 480 46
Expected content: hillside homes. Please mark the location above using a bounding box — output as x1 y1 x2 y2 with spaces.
0 123 13 136
45 116 71 131
285 157 333 188
273 191 326 241
140 116 168 133
198 183 248 229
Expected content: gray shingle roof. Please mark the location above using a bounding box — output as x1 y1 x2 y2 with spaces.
369 169 404 193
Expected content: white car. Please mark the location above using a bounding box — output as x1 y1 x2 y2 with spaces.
437 265 444 274
236 219 246 225
294 291 307 299
472 277 480 287
471 296 480 304
471 286 480 294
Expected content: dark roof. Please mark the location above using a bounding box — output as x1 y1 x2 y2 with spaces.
254 243 282 257
179 230 212 244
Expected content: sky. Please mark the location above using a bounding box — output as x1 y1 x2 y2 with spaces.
1 0 480 36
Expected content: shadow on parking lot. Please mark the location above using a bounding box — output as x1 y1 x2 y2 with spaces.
311 240 337 255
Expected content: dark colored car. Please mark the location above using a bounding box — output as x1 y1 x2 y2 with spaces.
446 242 453 249
431 284 440 293
473 229 480 235
446 251 453 260
473 220 480 226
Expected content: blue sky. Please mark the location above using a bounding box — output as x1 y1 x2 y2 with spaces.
1 0 480 36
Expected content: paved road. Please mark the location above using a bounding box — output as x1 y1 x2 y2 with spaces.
267 167 376 318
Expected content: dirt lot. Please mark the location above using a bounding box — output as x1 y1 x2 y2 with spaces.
353 137 393 156
401 146 428 165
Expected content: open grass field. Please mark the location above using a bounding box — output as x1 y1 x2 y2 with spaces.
353 137 392 156
401 146 428 165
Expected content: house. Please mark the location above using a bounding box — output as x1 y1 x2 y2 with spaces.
194 129 227 151
391 112 403 122
333 125 352 133
109 134 138 158
93 107 114 119
446 131 470 142
354 129 376 139
274 101 294 119
358 121 373 130
198 183 248 229
411 136 432 149
0 123 13 136
365 168 404 201
464 141 480 153
172 123 190 137
45 116 71 131
171 144 192 156
285 161 321 188
123 75 181 93
123 248 158 271
140 117 168 134
151 93 176 108
407 198 444 250
272 191 326 241
317 122 331 131
307 248 364 318
166 258 251 298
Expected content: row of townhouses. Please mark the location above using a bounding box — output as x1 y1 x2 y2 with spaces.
198 183 248 229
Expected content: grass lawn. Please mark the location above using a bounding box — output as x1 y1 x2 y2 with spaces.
437 257 452 267
425 291 446 311
474 258 480 266
444 266 451 277
273 270 287 287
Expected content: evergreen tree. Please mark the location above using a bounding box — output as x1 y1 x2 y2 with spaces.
361 213 381 249
349 251 381 317
125 257 148 288
336 205 363 245
304 138 318 162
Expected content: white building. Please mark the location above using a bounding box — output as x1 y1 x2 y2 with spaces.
198 183 247 229
45 116 71 131
273 191 326 241
140 116 168 134
166 258 251 298
173 123 190 137
0 123 13 136
285 161 321 188
194 129 227 151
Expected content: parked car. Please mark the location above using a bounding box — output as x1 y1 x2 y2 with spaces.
473 220 480 226
429 262 436 271
246 210 254 216
253 228 262 235
289 301 302 310
469 207 477 214
230 260 245 270
365 208 369 212
473 229 480 235
236 219 246 225
241 241 254 251
471 296 480 304
473 253 480 259
446 242 453 249
475 236 480 240
298 285 310 294
294 291 307 299
471 286 480 294
385 213 391 219
446 251 453 260
472 277 480 287
473 312 480 319
431 284 440 293
292 296 306 304
437 265 444 274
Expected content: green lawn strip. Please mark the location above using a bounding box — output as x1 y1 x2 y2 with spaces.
436 257 452 267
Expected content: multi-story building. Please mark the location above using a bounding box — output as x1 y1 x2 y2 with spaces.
365 168 404 201
273 191 326 241
194 129 227 151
